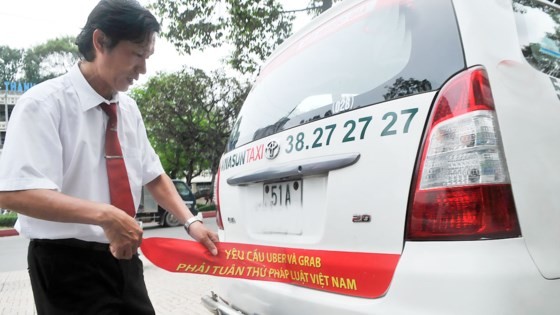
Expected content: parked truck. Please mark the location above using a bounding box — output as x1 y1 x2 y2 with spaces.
136 179 198 227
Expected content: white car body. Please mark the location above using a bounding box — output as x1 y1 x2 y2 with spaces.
203 0 560 314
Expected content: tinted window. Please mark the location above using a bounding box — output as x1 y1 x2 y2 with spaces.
226 0 464 152
174 181 193 200
513 0 560 78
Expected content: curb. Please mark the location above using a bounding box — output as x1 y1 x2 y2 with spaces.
0 228 18 237
201 211 216 218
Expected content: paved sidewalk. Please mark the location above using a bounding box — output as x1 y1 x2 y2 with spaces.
0 255 217 315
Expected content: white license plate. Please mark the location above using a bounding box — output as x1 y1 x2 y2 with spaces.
263 180 303 207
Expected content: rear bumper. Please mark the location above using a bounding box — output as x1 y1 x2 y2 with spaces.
202 238 560 315
201 292 246 315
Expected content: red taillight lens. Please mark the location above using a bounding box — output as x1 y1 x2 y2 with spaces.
214 168 224 230
406 67 521 241
408 185 519 240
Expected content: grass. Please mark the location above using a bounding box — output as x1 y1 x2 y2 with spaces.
197 204 216 212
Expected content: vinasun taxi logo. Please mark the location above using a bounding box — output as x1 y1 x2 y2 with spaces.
221 140 280 171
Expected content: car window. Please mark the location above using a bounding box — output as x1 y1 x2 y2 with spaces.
173 181 193 200
226 0 464 152
513 0 560 78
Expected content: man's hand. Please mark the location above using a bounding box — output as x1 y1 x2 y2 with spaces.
187 222 219 256
144 175 218 254
100 206 143 260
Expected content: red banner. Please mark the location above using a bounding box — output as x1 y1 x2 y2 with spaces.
140 238 400 298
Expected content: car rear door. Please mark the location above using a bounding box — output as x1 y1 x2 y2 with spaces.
217 0 465 296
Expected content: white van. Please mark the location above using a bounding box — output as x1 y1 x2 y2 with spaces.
203 0 560 314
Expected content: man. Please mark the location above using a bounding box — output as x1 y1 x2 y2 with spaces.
0 0 218 314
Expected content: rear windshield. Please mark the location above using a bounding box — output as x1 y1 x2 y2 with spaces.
513 0 560 78
226 0 465 152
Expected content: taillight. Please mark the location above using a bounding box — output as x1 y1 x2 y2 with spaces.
214 167 224 230
406 67 521 241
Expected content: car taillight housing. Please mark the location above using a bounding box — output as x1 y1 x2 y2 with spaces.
214 167 224 230
406 67 521 241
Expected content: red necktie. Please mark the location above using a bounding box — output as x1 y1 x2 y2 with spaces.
101 103 136 217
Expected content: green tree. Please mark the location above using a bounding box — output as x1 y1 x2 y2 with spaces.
150 0 341 74
0 46 24 83
23 36 80 83
383 77 433 101
131 68 249 185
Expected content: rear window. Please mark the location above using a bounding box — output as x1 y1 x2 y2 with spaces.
226 0 464 152
513 0 560 78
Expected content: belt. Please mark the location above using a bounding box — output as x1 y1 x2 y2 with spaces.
31 238 110 252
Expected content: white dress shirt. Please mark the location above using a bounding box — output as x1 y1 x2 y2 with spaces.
0 64 164 243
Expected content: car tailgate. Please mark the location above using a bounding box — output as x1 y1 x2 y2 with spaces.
218 92 434 256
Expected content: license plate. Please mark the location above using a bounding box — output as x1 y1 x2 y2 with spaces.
263 180 303 208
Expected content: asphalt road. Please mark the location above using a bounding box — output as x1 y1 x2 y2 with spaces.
0 220 218 273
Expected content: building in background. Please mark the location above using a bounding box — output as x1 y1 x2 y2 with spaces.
191 170 212 194
1 81 35 158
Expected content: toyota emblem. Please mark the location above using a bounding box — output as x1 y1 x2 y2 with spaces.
265 141 280 160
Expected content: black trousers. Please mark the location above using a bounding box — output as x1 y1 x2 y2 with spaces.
28 238 155 315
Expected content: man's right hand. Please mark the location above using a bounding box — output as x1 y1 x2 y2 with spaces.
100 206 143 260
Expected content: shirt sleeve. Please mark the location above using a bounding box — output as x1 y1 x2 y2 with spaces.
137 115 164 185
0 96 62 191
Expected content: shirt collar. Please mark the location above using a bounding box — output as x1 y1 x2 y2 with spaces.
69 63 121 112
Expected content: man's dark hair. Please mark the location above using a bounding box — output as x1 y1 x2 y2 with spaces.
76 0 161 61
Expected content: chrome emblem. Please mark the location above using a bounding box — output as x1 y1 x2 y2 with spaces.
264 141 280 160
352 214 371 223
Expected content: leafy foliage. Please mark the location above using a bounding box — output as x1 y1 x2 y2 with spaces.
150 0 341 74
0 46 24 83
383 77 433 101
305 0 334 17
0 211 17 227
1 37 80 84
131 68 249 184
23 36 80 83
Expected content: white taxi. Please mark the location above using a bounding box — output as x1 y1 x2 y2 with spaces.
203 0 560 314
